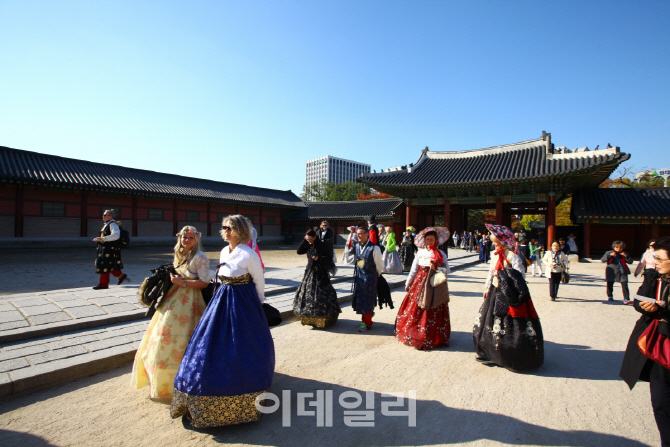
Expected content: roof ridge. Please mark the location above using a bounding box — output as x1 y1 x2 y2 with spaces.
0 145 295 194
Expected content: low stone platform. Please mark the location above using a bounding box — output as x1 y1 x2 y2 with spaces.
0 252 481 397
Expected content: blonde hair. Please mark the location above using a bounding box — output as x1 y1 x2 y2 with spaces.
219 214 253 245
385 226 393 234
174 226 202 267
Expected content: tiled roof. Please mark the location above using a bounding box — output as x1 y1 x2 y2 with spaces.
572 188 670 219
360 135 630 193
0 146 305 208
287 198 404 221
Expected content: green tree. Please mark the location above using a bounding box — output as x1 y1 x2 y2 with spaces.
301 179 369 201
556 197 576 226
519 214 542 230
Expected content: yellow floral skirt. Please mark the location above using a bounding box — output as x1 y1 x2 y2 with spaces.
131 284 206 398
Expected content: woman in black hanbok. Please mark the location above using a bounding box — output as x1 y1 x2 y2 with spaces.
293 229 342 328
398 226 417 272
473 224 544 372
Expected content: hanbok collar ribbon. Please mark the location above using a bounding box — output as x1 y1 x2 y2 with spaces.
494 247 511 271
427 244 444 265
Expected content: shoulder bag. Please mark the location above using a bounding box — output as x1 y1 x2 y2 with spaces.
418 269 449 309
638 318 670 369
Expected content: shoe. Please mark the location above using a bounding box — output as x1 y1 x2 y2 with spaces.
358 323 371 333
607 296 614 301
623 299 633 305
550 297 555 301
117 274 128 285
93 285 108 290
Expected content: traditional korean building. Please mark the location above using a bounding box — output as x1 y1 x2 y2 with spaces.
285 198 404 244
0 146 305 241
358 132 634 255
572 187 670 256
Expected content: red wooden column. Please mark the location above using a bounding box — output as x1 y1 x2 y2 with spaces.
444 200 451 230
405 203 412 229
495 198 503 225
131 196 138 237
652 222 660 240
173 198 179 235
547 194 556 244
584 220 591 259
14 185 24 237
80 190 88 237
258 207 264 236
206 202 212 237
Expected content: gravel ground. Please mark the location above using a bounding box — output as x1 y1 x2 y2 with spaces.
0 260 660 447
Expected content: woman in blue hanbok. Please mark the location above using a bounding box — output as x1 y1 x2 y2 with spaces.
171 215 275 428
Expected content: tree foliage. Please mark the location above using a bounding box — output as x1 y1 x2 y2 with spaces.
301 179 370 202
519 214 542 230
600 163 665 188
467 209 496 231
556 197 576 226
357 189 395 200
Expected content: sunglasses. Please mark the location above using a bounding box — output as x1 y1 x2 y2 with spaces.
221 225 233 231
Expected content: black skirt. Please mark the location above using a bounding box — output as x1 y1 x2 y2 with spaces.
398 244 416 272
293 266 341 327
472 285 544 372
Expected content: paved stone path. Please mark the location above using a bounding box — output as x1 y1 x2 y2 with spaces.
0 251 481 397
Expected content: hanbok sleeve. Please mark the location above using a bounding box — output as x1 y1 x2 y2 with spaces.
247 250 266 302
406 253 420 287
194 252 213 283
373 246 383 276
484 252 497 290
511 253 525 278
342 242 356 265
439 250 450 274
102 222 120 242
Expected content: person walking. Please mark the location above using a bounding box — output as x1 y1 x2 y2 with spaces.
171 215 274 428
473 224 544 372
542 241 569 301
131 226 211 400
293 229 341 328
529 239 543 277
601 241 634 304
517 237 531 274
635 239 657 279
316 220 335 264
344 222 383 333
382 226 403 274
398 227 417 273
395 227 451 350
620 237 670 447
93 209 127 289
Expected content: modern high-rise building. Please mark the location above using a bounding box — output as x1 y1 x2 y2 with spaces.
305 156 371 200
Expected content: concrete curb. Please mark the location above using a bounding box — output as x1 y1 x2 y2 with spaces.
0 309 146 345
0 343 138 398
0 257 481 398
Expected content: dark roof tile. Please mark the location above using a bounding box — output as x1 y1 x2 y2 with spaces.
287 199 404 221
0 146 305 209
572 188 670 219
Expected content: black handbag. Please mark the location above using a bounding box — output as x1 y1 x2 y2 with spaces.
263 303 282 326
138 263 178 319
201 262 226 305
561 265 570 284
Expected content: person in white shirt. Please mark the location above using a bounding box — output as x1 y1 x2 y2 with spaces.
171 215 274 428
92 209 127 289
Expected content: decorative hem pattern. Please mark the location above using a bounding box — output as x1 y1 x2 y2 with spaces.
170 389 265 428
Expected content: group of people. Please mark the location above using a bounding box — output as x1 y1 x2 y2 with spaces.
131 215 273 429
115 208 668 443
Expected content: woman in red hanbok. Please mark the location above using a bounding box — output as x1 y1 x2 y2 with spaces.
395 227 451 350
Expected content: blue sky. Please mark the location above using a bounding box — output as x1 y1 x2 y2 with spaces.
1 1 668 196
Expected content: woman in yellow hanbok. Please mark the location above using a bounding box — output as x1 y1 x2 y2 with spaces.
131 226 212 399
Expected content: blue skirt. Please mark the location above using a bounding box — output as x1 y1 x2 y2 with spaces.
170 282 275 427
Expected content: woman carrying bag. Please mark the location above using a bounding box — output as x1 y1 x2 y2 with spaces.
131 226 212 400
542 241 569 301
601 240 634 304
395 227 451 350
620 237 670 446
473 224 544 372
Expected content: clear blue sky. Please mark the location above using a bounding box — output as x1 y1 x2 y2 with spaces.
1 1 668 196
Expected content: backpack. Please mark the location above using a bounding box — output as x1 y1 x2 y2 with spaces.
117 222 130 247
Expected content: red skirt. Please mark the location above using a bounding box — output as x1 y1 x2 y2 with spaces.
395 266 451 350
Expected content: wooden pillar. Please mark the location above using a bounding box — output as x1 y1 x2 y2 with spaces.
405 203 412 229
131 196 138 237
496 198 503 225
14 185 23 237
80 190 88 237
258 207 264 236
652 222 660 240
206 202 212 237
444 200 451 230
584 220 591 259
173 199 179 235
547 194 556 244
